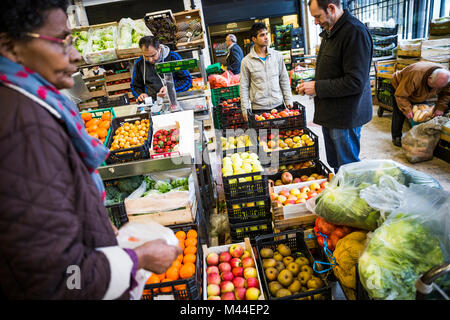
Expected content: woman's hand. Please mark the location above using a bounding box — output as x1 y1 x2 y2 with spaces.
134 239 183 274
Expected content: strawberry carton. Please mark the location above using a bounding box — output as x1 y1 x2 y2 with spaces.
150 121 181 159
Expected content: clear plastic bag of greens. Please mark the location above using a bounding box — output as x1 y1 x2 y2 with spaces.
358 184 450 300
84 24 118 64
313 160 441 231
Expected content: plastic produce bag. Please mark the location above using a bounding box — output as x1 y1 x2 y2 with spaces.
358 184 450 300
312 160 441 231
117 18 152 49
402 116 448 163
84 25 118 64
116 221 179 300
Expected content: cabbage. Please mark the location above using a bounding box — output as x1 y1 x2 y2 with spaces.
90 27 115 52
358 215 444 300
154 180 173 193
315 184 381 231
170 177 188 188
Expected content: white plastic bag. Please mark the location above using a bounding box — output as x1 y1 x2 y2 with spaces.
402 116 448 163
116 221 179 300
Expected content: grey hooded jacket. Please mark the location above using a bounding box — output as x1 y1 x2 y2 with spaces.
240 46 293 114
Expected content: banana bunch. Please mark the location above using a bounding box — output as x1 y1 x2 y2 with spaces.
412 104 434 123
221 135 253 150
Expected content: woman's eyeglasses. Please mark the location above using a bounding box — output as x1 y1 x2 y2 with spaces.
25 32 74 54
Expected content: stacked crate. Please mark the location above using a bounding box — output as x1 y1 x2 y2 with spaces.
368 24 398 59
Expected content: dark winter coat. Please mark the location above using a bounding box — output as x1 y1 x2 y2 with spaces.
0 85 127 300
130 44 192 100
226 43 244 75
314 10 373 129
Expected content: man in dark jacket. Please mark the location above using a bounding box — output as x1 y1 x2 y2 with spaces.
297 0 373 172
131 36 192 103
225 34 244 74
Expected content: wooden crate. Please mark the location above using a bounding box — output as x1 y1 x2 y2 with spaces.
116 19 147 59
89 88 107 98
79 100 99 110
106 82 131 92
105 72 131 82
173 9 205 49
201 238 265 300
128 202 196 226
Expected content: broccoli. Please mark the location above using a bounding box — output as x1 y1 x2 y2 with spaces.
105 185 128 205
117 176 144 194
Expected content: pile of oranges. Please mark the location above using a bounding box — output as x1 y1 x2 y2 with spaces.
143 228 198 296
81 111 111 145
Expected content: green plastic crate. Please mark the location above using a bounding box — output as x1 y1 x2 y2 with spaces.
211 85 240 107
206 62 222 75
82 107 117 147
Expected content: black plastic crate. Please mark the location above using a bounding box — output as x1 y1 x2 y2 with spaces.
97 94 130 108
141 223 202 301
248 102 306 130
223 171 269 201
105 112 153 164
267 160 332 184
372 34 398 46
106 203 128 229
220 106 246 128
260 128 319 165
230 218 273 244
220 131 258 158
254 229 333 300
368 24 398 36
226 195 272 224
376 77 396 107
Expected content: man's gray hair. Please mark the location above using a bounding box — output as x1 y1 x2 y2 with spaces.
430 68 450 84
227 34 237 43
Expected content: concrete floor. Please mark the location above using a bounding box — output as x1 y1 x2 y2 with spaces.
294 94 450 190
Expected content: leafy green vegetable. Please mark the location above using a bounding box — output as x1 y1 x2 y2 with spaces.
117 176 144 194
154 180 173 193
90 26 115 52
170 177 188 188
315 184 381 231
105 185 128 206
342 161 405 188
358 215 444 300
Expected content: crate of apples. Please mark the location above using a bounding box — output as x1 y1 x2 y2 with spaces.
271 180 329 207
259 130 315 152
254 108 301 121
203 240 265 300
272 172 329 187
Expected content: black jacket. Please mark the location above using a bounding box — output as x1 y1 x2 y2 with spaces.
130 45 192 100
314 10 373 129
226 43 244 75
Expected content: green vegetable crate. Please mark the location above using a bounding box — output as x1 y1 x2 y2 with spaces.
210 85 240 107
255 229 333 300
82 107 117 147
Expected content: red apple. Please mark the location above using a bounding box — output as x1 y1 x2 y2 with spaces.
234 287 247 300
220 280 235 293
242 257 255 268
230 258 242 268
206 252 219 266
221 271 234 282
219 251 232 263
270 109 278 114
280 189 290 198
270 192 278 201
207 272 221 285
232 276 246 288
281 172 293 184
229 244 244 258
232 266 244 277
300 186 310 193
206 266 219 275
218 262 232 273
207 284 221 297
221 292 236 300
208 296 221 300
245 277 260 289
243 267 257 279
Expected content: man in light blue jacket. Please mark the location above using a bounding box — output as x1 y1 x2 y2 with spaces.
240 22 293 120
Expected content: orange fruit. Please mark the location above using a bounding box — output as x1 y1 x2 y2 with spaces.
97 128 108 139
165 266 180 281
156 273 166 281
185 238 197 248
89 132 99 139
85 118 100 128
174 284 187 291
179 262 195 279
184 246 197 255
175 230 187 240
171 260 182 269
146 273 160 285
178 239 185 250
186 229 197 239
101 111 111 121
81 112 93 122
176 254 184 263
183 253 196 264
99 120 111 129
160 279 173 293
100 138 105 144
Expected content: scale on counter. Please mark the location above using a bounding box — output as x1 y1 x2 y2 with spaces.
154 58 208 114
